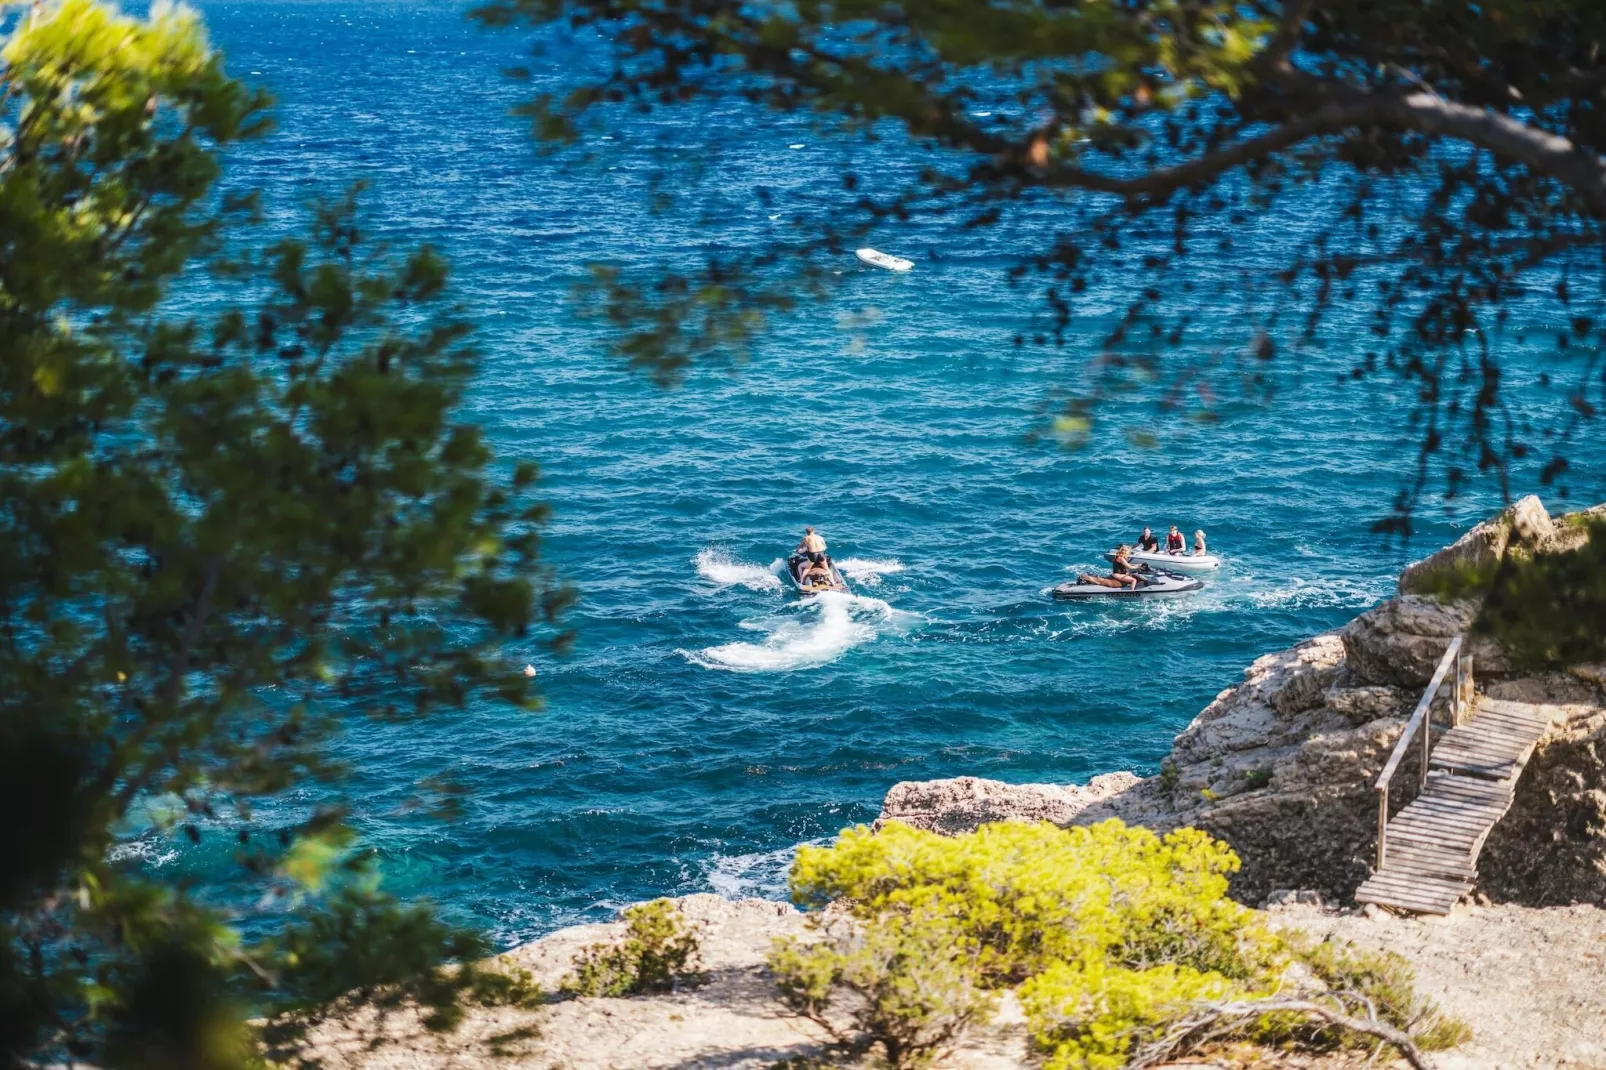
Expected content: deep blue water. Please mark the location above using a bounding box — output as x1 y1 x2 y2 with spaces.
134 0 1603 943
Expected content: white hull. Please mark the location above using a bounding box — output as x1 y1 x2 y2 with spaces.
1107 550 1220 574
855 247 913 272
1052 572 1203 599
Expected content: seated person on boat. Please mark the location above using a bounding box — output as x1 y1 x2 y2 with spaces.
1192 529 1207 556
1135 527 1160 553
1166 525 1186 554
800 558 835 589
1077 545 1140 590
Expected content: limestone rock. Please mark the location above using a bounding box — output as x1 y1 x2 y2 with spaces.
874 771 1142 835
1324 683 1408 725
1172 633 1346 766
1340 595 1510 685
1399 493 1553 594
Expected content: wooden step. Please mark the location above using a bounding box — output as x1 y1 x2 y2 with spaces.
1356 870 1473 915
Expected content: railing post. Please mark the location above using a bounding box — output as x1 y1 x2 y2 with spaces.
1420 693 1431 791
1377 786 1388 870
1453 653 1462 727
1461 653 1475 720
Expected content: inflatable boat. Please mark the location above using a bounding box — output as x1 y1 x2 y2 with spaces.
787 552 849 594
1105 549 1221 575
1051 569 1204 600
855 247 913 272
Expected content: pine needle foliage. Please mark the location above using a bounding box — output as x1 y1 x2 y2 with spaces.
0 3 569 1066
771 820 1466 1069
563 899 705 998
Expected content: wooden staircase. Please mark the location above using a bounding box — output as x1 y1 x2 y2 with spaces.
1355 640 1558 915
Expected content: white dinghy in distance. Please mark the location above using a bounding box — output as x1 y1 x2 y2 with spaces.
856 247 913 272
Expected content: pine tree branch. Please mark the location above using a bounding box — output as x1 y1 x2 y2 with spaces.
1030 91 1606 215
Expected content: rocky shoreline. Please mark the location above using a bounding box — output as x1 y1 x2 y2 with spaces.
879 496 1606 907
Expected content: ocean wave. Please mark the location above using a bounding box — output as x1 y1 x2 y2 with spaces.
703 839 824 900
837 557 905 586
683 592 911 672
108 836 179 869
693 548 784 592
1243 574 1393 609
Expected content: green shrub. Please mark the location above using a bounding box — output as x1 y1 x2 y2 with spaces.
1242 767 1273 791
770 909 996 1069
787 820 1270 987
775 821 1462 1069
1020 959 1247 1070
1412 518 1606 670
563 899 703 998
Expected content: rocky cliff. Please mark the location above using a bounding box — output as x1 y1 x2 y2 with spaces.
877 497 1606 905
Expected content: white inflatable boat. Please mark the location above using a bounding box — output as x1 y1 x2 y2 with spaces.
855 247 913 272
1105 549 1221 575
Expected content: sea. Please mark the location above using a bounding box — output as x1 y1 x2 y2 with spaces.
129 0 1605 945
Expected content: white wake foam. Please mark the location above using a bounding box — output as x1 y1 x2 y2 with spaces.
684 592 908 673
693 548 784 592
836 557 905 587
703 840 823 900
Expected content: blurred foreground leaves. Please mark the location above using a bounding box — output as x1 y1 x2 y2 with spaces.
1 3 568 1066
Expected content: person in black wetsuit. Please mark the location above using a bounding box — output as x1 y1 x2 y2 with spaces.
1135 527 1160 553
1166 525 1186 554
1077 545 1140 590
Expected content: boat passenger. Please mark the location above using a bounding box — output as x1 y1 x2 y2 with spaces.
1166 525 1185 554
797 526 828 565
1192 530 1208 556
1078 545 1140 590
1135 527 1160 553
802 558 834 588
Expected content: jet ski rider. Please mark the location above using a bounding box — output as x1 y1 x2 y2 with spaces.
796 526 831 582
1077 545 1140 590
1166 525 1186 554
798 526 827 563
1135 527 1160 553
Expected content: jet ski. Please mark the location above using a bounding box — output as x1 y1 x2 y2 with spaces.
1105 549 1221 575
1051 568 1204 600
787 552 849 594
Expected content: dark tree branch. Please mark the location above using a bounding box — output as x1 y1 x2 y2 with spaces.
1029 91 1606 214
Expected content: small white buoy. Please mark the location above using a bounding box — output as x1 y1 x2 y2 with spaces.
788 143 804 149
855 247 914 272
523 664 537 678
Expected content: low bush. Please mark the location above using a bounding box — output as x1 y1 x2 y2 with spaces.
787 819 1269 986
771 909 996 1069
563 899 703 998
1020 959 1246 1070
772 820 1466 1070
1412 518 1606 669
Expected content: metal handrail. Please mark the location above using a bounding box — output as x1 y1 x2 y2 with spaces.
1375 635 1465 870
